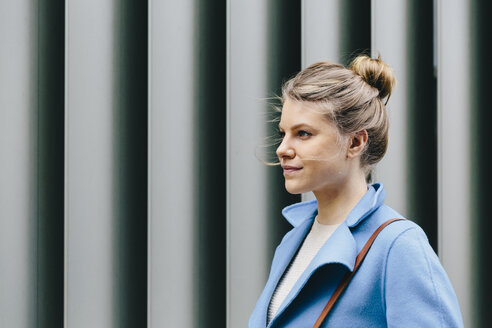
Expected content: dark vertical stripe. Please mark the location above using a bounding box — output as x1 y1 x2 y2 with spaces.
406 0 438 251
113 1 148 326
194 0 227 327
471 0 492 325
266 0 302 262
340 0 372 65
37 0 65 326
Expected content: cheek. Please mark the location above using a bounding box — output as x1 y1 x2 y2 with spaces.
308 151 348 178
308 149 344 167
305 140 344 161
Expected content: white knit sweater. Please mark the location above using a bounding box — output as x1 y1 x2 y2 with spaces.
267 219 340 324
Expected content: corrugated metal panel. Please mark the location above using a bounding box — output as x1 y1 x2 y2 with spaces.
0 1 485 326
148 0 226 327
227 0 270 325
437 0 472 326
371 0 410 221
65 1 118 326
0 1 38 326
65 0 147 327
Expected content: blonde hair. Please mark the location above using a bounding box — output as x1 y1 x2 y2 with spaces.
281 55 396 174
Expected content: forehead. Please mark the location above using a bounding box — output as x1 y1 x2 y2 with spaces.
279 99 332 128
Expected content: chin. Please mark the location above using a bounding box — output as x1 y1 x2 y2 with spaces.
284 182 310 195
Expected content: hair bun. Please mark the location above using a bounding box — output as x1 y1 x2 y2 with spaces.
349 55 396 103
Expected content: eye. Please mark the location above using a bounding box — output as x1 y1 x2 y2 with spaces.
278 130 285 138
298 130 312 138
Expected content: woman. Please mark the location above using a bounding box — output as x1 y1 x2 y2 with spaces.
249 56 463 327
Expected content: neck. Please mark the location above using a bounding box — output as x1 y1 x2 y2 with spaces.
313 172 368 225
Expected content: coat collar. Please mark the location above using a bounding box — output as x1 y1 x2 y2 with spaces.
281 183 386 228
267 222 357 327
265 183 386 327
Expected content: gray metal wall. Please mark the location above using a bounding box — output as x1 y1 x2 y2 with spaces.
0 0 489 327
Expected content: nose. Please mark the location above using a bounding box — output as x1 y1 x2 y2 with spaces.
276 137 295 160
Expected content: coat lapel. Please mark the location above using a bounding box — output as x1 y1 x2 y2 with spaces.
257 218 313 327
268 222 357 326
266 183 386 326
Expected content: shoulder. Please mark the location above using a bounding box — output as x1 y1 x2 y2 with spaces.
378 218 429 250
358 205 439 275
379 218 464 326
366 204 425 240
356 204 429 251
357 202 443 279
380 221 436 273
369 206 437 270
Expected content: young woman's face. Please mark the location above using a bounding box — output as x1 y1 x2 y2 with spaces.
276 99 351 194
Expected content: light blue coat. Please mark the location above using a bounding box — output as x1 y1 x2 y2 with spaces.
249 183 463 327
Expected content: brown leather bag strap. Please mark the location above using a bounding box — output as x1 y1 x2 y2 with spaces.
313 218 405 328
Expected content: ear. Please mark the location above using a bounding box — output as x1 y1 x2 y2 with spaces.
347 130 368 158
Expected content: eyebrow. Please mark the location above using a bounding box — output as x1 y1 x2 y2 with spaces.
278 123 315 131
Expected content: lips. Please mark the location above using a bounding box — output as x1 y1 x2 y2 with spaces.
282 165 302 175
